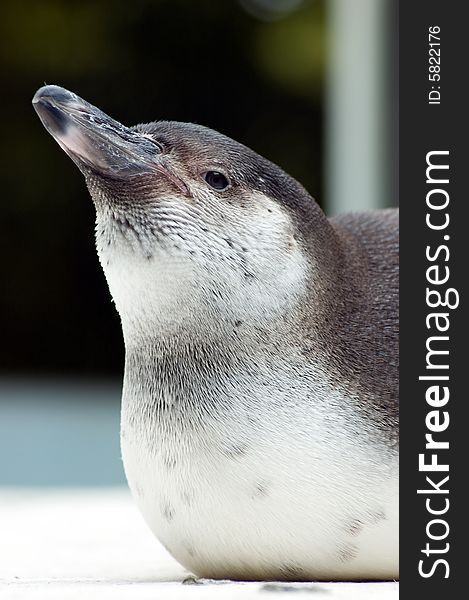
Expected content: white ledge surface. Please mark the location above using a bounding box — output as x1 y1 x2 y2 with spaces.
0 488 398 599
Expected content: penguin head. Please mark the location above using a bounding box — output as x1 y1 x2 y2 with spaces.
33 85 317 338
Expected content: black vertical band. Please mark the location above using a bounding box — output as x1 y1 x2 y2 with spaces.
400 1 465 596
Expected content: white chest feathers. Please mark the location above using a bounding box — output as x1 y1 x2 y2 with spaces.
120 378 398 581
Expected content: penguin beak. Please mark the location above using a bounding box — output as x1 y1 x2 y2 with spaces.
32 85 164 178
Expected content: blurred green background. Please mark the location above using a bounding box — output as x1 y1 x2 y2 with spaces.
0 0 397 485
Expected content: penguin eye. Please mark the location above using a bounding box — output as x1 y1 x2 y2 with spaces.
204 171 230 191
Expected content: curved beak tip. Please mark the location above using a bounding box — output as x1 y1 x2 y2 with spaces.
32 85 77 137
32 85 73 106
32 85 161 177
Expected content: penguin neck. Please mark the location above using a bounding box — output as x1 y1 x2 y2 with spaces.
120 314 295 394
121 325 289 428
123 315 291 368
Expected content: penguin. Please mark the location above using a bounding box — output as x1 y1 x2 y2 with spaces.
33 85 398 581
